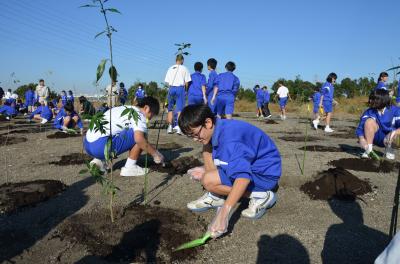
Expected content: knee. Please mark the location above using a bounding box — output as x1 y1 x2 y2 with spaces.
202 171 218 191
365 118 378 131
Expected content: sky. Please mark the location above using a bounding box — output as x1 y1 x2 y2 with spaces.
0 0 399 94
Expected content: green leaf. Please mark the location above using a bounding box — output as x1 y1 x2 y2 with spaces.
120 107 131 117
79 169 89 174
79 4 97 8
104 137 112 161
94 30 106 39
105 8 121 14
109 66 118 82
96 59 108 83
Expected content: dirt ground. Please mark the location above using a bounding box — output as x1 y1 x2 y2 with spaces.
0 111 398 263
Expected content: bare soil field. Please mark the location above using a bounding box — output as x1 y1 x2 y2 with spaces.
0 112 397 263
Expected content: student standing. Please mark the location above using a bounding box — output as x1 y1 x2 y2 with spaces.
164 54 191 134
188 62 207 105
396 77 400 106
207 58 218 114
134 84 146 104
374 72 389 91
275 82 291 120
67 90 74 104
84 96 164 176
61 90 68 106
262 86 271 118
319 73 337 133
35 79 49 106
24 87 35 113
211 61 240 119
119 82 128 106
178 104 281 238
253 85 264 118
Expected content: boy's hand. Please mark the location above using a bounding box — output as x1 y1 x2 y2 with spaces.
152 150 165 164
187 166 205 181
203 96 208 105
209 205 232 238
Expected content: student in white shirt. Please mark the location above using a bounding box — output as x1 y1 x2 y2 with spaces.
35 79 49 106
275 82 291 120
106 81 118 108
84 96 165 177
164 54 191 135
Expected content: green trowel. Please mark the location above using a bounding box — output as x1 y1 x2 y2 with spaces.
174 232 211 251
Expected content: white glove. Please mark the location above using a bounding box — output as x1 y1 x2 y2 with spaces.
203 96 208 105
152 150 165 164
209 205 232 238
384 131 397 147
187 166 205 181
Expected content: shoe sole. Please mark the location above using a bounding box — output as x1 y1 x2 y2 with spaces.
187 205 222 212
242 201 276 219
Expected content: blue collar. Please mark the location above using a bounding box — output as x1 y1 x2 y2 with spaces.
211 119 222 147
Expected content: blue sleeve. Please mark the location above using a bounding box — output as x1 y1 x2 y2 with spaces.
0 106 5 115
29 107 41 119
233 76 240 95
356 109 374 137
53 111 64 129
201 75 206 86
77 116 83 129
224 143 254 181
393 107 400 129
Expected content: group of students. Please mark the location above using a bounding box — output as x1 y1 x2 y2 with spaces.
253 85 272 119
164 55 240 135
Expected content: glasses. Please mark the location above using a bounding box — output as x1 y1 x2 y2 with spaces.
187 126 204 139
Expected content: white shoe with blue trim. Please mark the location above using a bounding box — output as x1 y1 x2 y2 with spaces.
187 192 225 212
241 191 277 219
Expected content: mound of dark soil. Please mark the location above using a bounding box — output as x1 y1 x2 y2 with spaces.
298 145 342 152
47 131 81 139
0 135 27 146
157 142 183 150
265 120 278 124
300 167 372 201
0 180 66 214
50 153 92 166
151 156 203 175
279 136 320 142
329 158 399 173
57 205 207 263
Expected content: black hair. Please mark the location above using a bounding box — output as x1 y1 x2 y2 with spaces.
368 89 391 109
225 61 236 72
254 85 260 89
8 89 11 92
136 96 160 115
68 90 73 94
48 102 54 108
64 102 74 112
34 102 41 107
178 104 216 135
176 54 184 62
120 82 125 88
61 90 66 94
377 72 389 83
262 86 268 89
326 72 338 83
79 96 87 104
39 79 44 82
4 101 11 106
314 86 320 92
207 58 217 70
194 62 203 72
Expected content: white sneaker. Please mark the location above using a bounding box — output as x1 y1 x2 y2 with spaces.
385 147 395 160
40 118 48 124
266 115 272 119
312 119 319 130
361 151 369 159
167 125 173 134
324 127 334 133
187 192 225 212
241 191 277 219
120 165 148 177
89 158 106 173
173 125 182 135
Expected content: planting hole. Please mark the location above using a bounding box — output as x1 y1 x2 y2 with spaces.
49 153 92 166
329 158 399 173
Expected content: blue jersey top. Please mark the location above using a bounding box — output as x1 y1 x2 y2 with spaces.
119 88 128 99
135 88 146 99
67 95 74 103
25 90 35 104
0 105 17 116
263 90 270 103
312 91 321 106
254 88 264 102
61 95 67 106
397 79 400 103
29 105 53 121
188 72 207 97
211 119 281 190
53 108 83 129
207 70 218 96
321 82 334 102
374 81 388 91
215 72 240 96
356 106 400 137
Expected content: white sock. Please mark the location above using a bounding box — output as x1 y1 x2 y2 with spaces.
366 144 373 153
125 158 137 168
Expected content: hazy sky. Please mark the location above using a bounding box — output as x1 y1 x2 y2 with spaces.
1 0 399 94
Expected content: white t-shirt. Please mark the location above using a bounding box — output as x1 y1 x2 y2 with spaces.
164 64 191 87
106 84 118 96
86 106 147 142
277 86 289 98
36 85 49 97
